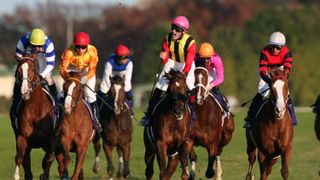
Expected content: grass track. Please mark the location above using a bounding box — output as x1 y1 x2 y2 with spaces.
1 110 319 179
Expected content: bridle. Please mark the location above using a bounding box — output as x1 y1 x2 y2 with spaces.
194 67 210 99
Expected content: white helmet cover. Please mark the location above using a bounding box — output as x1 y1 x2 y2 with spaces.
268 31 286 46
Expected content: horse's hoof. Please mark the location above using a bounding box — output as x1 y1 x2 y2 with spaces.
205 169 215 179
39 174 48 180
92 163 101 174
61 175 69 180
188 171 196 180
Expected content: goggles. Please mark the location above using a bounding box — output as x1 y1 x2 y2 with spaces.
171 25 184 33
269 44 282 50
75 45 87 50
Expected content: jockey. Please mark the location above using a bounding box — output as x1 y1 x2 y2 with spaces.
243 31 297 128
98 44 134 109
195 42 230 118
12 28 59 120
59 31 102 132
139 15 196 126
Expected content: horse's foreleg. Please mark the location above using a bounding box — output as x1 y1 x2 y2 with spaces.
189 146 197 180
92 134 101 174
71 147 88 180
14 135 28 180
22 147 32 180
103 143 115 178
281 144 292 180
119 145 131 178
55 151 65 177
167 153 179 177
258 151 269 180
215 156 222 180
246 130 256 180
40 151 54 180
156 142 169 180
206 144 218 179
179 141 190 180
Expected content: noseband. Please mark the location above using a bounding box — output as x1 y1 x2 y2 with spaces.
194 67 210 99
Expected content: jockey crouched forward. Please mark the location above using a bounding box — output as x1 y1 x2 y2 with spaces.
59 31 102 132
11 28 60 122
139 15 196 126
195 42 231 119
97 44 134 117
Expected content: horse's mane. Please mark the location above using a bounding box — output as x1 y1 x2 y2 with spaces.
111 75 123 83
168 69 185 78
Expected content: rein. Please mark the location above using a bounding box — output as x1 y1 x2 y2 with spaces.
194 67 210 98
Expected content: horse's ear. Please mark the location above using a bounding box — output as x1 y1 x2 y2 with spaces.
164 69 174 80
110 76 115 84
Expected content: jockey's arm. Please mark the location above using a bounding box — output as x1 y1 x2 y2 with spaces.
124 61 133 92
160 38 170 64
100 62 113 94
210 54 224 87
182 42 196 74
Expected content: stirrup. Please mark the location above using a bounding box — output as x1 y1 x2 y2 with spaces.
243 121 252 128
138 116 150 126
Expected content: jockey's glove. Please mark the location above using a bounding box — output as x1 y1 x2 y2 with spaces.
81 76 87 84
40 76 47 86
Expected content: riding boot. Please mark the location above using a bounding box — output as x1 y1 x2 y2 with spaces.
96 90 107 108
243 93 263 128
10 81 21 124
287 96 297 126
48 84 60 119
187 89 196 120
90 102 103 132
212 87 230 118
139 88 163 126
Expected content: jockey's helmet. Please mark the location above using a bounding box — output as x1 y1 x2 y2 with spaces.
115 45 130 57
171 16 189 31
29 28 46 46
199 42 215 58
268 32 286 46
74 32 90 46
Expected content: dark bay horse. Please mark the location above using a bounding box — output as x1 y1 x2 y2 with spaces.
55 72 95 180
143 69 191 180
92 75 133 179
189 62 234 180
245 69 293 180
12 54 55 180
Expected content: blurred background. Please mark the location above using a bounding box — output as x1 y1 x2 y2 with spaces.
0 0 319 112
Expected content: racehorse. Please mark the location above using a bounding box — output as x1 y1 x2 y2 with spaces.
143 69 191 180
92 75 133 179
188 60 234 180
314 95 320 141
55 72 95 180
11 54 55 180
245 68 293 180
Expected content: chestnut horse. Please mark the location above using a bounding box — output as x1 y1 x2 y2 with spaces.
11 54 55 180
189 61 234 180
143 69 191 180
55 72 95 180
92 75 133 179
245 68 293 180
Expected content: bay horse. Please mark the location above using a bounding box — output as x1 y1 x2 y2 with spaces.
55 72 95 180
143 69 191 180
245 68 293 180
92 75 133 179
189 60 234 180
11 54 55 180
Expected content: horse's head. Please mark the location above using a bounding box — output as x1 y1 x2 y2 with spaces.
15 54 40 100
165 69 188 120
108 75 126 115
194 59 209 105
62 72 83 114
269 68 289 119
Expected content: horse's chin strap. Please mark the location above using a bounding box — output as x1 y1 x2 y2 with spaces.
195 83 209 99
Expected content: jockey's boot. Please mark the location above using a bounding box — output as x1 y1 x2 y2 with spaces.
90 102 103 133
212 87 230 119
188 93 196 120
139 88 162 126
48 84 60 119
96 90 107 108
10 82 21 123
243 93 263 128
288 96 297 126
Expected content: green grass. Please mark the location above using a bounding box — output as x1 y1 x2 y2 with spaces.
1 110 320 179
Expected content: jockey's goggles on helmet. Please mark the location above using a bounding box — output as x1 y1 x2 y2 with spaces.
269 44 282 50
116 55 129 61
75 45 87 50
31 44 43 48
171 25 184 33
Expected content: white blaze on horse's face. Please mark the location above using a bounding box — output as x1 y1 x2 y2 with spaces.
196 73 204 105
175 81 181 87
65 82 76 114
274 79 286 119
114 84 122 115
21 63 31 100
